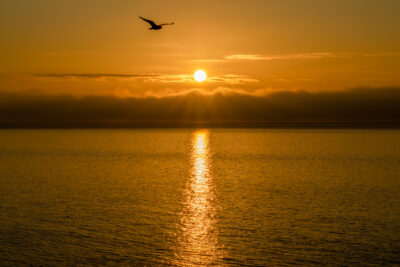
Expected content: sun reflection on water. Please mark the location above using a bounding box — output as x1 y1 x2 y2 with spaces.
175 130 222 266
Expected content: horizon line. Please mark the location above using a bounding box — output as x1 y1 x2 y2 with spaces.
1 121 400 129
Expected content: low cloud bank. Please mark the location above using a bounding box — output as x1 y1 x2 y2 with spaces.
0 87 399 125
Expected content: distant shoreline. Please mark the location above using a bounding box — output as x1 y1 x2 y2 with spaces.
1 122 400 129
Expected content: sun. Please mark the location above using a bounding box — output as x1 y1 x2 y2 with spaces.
194 70 207 82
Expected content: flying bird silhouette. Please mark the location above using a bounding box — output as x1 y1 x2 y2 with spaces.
139 16 174 30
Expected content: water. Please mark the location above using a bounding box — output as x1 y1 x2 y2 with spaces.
0 129 399 265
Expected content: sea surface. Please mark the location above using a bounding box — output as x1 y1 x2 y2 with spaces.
0 129 399 266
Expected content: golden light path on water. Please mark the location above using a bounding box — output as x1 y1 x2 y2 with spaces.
174 130 223 266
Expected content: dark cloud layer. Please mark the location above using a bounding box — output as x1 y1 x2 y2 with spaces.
1 87 400 126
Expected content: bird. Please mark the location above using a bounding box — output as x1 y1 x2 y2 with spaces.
139 16 174 30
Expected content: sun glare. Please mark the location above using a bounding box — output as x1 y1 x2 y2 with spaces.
194 70 207 82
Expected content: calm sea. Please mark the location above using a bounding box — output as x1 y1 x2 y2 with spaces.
0 129 399 266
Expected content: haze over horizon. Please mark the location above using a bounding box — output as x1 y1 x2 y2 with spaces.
1 0 400 124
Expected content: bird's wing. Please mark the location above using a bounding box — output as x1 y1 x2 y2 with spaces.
139 16 157 27
160 22 174 26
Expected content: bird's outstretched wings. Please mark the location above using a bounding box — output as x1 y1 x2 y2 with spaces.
139 16 157 27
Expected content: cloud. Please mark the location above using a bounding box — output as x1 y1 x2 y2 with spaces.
193 51 400 62
143 74 194 83
1 87 400 125
145 74 258 84
207 75 259 84
35 73 161 80
193 52 339 63
224 53 338 61
35 73 258 85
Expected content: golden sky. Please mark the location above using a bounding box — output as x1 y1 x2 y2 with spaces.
0 0 400 123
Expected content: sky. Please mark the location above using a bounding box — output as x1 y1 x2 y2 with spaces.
1 0 400 124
